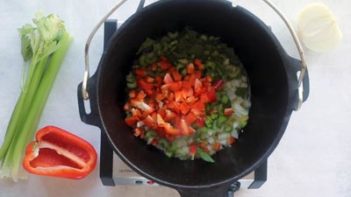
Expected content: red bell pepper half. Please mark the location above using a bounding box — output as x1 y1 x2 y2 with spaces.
23 126 97 179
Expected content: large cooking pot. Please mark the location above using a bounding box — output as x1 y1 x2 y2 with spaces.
78 0 309 196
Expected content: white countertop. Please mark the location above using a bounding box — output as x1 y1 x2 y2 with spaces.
0 0 350 196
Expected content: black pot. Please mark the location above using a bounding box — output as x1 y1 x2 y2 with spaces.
78 0 309 196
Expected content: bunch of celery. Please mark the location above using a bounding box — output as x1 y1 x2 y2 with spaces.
0 13 72 181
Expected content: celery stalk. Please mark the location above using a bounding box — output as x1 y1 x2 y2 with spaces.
0 13 72 181
9 32 72 179
0 58 48 159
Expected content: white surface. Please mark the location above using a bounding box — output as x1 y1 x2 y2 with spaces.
0 0 350 196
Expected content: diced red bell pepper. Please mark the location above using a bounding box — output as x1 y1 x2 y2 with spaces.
134 128 143 137
137 79 153 95
194 79 203 94
179 102 190 115
163 124 179 135
167 101 180 114
182 88 194 99
228 136 236 145
129 90 136 98
214 80 224 90
151 138 158 146
125 57 229 139
135 68 146 77
123 103 130 111
156 114 179 135
171 69 182 81
179 118 195 135
194 59 204 70
213 143 222 151
206 76 212 82
168 92 175 102
191 101 205 116
174 91 183 102
136 91 146 100
155 92 166 101
160 57 172 70
199 143 209 153
164 109 176 121
186 63 195 74
182 81 192 89
145 76 155 83
125 116 139 126
194 71 202 79
224 108 234 116
164 134 175 142
163 73 174 84
142 115 157 129
200 93 209 103
162 82 182 92
185 96 198 104
206 88 217 102
151 63 158 71
155 76 163 85
189 144 197 155
186 73 197 85
23 126 97 179
196 117 205 127
185 112 197 125
130 99 154 114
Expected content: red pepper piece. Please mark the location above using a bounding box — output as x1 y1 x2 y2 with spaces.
171 69 182 81
23 126 97 179
135 68 146 77
145 76 155 83
186 63 195 74
164 109 176 121
163 73 174 84
142 115 157 129
125 116 139 126
185 112 197 125
159 57 172 70
213 143 222 151
206 88 217 102
228 136 236 145
196 117 205 127
178 118 195 135
134 128 143 137
155 76 163 84
137 79 153 96
194 59 204 70
189 144 197 155
224 108 234 116
194 79 203 95
156 114 179 135
162 82 182 92
213 80 224 90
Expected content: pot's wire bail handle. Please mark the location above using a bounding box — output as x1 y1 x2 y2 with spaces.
82 0 307 110
82 0 128 100
262 0 307 110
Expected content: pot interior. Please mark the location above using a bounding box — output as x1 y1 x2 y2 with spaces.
97 0 290 187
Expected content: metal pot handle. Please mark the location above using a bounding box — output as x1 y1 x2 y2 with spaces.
82 0 128 100
260 0 307 110
81 0 307 110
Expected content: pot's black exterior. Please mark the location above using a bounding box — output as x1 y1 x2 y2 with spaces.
78 0 309 196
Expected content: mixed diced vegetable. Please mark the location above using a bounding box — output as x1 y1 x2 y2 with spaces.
124 29 250 162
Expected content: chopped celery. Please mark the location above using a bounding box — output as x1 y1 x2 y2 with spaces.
217 115 228 125
197 148 214 163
